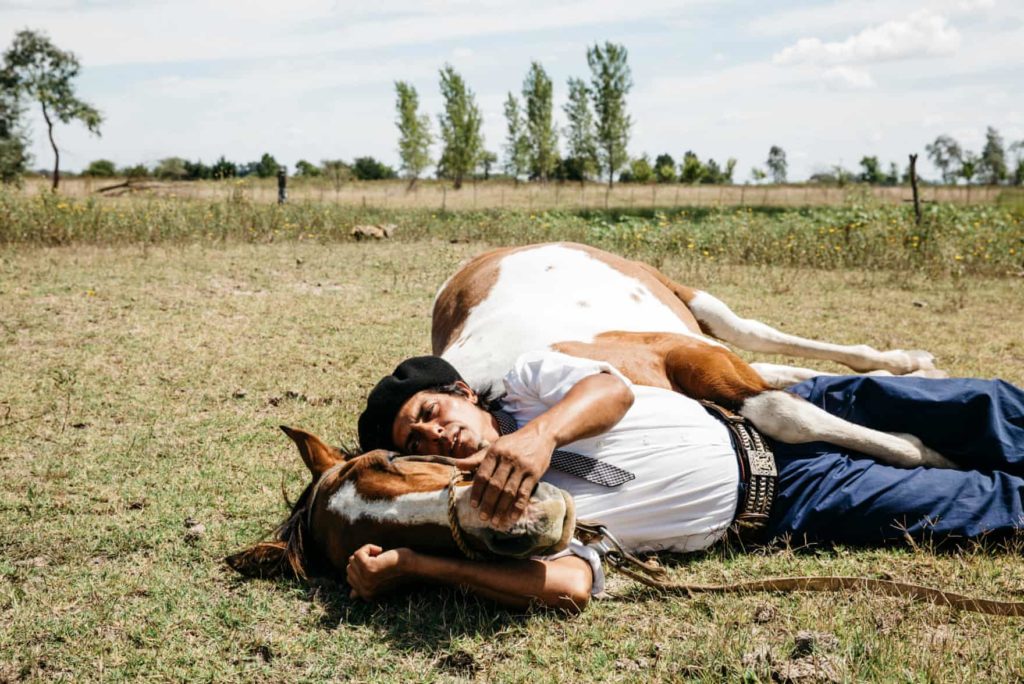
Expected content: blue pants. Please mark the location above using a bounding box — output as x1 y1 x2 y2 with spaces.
763 376 1024 546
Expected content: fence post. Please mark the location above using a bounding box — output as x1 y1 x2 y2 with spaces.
908 153 922 224
277 166 287 204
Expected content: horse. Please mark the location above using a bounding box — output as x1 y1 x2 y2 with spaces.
226 426 575 578
433 242 953 469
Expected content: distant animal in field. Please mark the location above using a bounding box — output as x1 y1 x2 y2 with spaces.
351 224 396 240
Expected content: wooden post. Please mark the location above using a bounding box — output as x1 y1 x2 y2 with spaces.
909 153 921 224
442 186 447 212
277 166 287 204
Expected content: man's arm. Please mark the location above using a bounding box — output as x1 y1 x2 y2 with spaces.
346 544 594 613
457 371 634 526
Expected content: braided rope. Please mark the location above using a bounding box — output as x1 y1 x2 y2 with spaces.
447 467 486 561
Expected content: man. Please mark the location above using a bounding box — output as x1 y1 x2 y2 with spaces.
348 351 1024 610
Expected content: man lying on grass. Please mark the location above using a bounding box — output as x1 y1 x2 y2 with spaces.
349 352 1024 611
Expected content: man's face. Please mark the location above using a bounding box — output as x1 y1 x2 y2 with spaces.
391 382 500 458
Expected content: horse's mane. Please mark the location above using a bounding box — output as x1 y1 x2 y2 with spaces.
228 444 361 580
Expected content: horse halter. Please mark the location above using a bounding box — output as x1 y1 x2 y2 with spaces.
304 453 485 559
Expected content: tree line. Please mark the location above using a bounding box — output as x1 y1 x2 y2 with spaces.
3 30 1023 190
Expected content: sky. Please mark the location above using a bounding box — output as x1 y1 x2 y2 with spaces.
1 0 1022 181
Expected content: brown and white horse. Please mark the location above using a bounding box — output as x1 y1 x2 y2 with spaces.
433 242 953 469
227 426 575 578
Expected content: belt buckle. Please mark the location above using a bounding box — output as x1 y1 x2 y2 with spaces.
746 449 777 477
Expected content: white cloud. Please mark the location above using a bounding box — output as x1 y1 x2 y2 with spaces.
773 10 960 66
822 65 875 89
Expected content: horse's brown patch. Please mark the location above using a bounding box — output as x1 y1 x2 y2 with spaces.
555 331 769 408
431 246 526 354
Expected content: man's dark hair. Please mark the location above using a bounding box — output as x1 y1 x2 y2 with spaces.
432 382 504 414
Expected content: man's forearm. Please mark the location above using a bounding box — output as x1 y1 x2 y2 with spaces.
403 552 592 613
528 372 634 449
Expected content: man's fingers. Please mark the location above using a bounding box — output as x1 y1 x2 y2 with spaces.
491 471 525 527
470 452 498 508
476 461 512 521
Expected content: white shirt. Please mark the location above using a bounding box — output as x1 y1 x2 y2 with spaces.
504 350 740 554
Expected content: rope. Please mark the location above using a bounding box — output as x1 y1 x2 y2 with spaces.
448 467 486 561
579 520 1024 617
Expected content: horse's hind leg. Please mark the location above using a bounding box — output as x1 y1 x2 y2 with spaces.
750 362 947 389
642 264 938 375
661 339 956 469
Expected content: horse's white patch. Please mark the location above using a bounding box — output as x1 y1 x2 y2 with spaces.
442 244 708 391
327 481 449 527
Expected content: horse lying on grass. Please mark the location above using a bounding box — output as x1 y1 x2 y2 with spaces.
230 242 1024 615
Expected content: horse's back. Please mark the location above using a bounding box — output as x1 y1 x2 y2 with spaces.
434 243 704 391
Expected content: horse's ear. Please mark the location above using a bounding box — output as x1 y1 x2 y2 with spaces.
279 426 342 478
225 541 288 578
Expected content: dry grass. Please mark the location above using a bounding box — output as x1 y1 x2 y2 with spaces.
2 239 1024 682
18 175 1017 210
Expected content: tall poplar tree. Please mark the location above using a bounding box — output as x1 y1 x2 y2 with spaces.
586 42 632 188
437 64 483 190
979 126 1007 185
522 61 558 181
3 29 102 190
562 77 598 184
502 93 530 183
394 81 432 189
766 145 787 184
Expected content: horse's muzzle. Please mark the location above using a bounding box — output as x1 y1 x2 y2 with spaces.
452 482 576 559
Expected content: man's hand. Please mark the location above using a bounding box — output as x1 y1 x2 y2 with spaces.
453 426 554 528
345 544 416 601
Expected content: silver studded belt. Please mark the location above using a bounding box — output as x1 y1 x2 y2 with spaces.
700 400 777 535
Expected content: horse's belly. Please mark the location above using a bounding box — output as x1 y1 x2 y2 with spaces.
442 244 697 391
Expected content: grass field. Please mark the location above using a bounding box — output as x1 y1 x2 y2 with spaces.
18 176 1021 211
3 229 1024 681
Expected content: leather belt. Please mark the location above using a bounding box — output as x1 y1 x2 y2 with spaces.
700 400 777 536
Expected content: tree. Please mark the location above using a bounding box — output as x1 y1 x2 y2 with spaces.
394 81 432 189
294 159 321 177
154 157 187 180
210 155 237 180
587 42 632 188
701 158 722 184
766 145 787 183
722 158 737 184
562 78 598 184
83 158 116 177
2 29 102 190
1010 141 1024 186
502 93 530 183
321 160 352 195
437 65 483 190
654 153 676 183
523 62 558 181
0 77 29 184
979 126 1007 185
255 153 280 179
477 150 498 180
351 156 397 180
859 156 883 184
884 162 900 186
925 135 962 184
679 151 705 184
959 150 978 185
622 154 653 183
750 167 767 183
120 163 148 180
184 159 211 180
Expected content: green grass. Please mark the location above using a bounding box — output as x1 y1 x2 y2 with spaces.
2 238 1024 682
2 189 1023 276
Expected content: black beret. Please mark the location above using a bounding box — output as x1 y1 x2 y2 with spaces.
358 356 464 453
